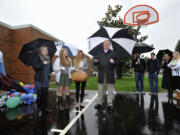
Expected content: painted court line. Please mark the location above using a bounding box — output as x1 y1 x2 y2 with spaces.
51 93 98 135
84 99 91 102
51 129 64 133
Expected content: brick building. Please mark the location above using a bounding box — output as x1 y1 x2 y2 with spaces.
0 21 92 84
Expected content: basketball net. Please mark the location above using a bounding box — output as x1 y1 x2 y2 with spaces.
136 13 150 28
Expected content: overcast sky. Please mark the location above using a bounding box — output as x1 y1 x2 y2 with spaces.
0 0 180 56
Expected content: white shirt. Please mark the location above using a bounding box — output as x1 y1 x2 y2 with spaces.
0 51 3 63
104 49 109 53
168 59 180 76
79 60 84 68
137 58 140 64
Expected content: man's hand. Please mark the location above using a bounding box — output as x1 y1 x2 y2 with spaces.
94 59 99 62
110 58 115 64
44 61 48 64
136 62 139 65
162 61 165 65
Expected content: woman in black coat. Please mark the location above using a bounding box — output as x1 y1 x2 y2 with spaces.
32 45 53 117
161 53 172 98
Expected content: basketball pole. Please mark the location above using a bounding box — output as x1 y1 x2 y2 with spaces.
134 26 141 41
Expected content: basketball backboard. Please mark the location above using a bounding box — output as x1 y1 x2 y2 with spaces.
124 5 159 26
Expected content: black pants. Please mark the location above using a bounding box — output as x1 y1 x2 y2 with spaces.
75 81 86 103
36 87 49 111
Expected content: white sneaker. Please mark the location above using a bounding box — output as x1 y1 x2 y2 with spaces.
106 90 117 95
136 91 139 95
113 90 117 95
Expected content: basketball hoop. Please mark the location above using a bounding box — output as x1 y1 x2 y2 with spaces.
136 12 150 27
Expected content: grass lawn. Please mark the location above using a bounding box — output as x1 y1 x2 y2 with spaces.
50 75 167 92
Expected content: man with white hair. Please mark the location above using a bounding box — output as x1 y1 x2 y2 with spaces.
93 40 118 110
0 51 6 76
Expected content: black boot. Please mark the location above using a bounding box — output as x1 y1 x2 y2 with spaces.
43 88 53 114
36 87 44 117
65 95 70 110
58 96 64 111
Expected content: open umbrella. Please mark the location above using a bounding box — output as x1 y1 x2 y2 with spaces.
88 27 136 59
132 42 154 54
18 38 57 66
156 49 173 61
54 42 78 56
0 74 26 93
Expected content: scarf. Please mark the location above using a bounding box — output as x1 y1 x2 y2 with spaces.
39 55 50 64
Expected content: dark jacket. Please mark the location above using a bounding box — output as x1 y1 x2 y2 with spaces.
161 60 172 89
131 58 146 73
147 58 160 74
162 60 172 77
93 49 118 84
32 55 53 82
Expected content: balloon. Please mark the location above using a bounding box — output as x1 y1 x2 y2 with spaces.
20 94 28 101
28 93 34 100
6 97 20 109
19 82 24 87
13 92 19 97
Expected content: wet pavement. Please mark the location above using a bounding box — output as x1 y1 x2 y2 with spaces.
0 90 180 135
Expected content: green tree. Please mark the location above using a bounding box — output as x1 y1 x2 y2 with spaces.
175 39 180 53
97 5 148 79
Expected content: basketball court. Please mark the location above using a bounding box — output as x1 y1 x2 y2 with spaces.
1 3 180 135
0 90 180 135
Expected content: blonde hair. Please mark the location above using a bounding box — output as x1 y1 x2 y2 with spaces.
74 50 84 67
39 45 48 56
59 48 71 66
170 51 180 65
173 51 180 59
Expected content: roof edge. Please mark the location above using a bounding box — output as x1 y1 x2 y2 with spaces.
0 21 61 42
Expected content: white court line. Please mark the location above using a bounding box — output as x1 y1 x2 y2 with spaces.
51 93 98 135
51 129 64 133
84 99 91 102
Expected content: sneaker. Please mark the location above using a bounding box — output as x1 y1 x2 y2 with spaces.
76 104 79 111
149 92 154 96
38 110 43 117
136 91 139 95
46 109 53 114
95 104 102 109
141 92 145 96
154 93 158 96
107 105 113 111
106 90 117 95
113 91 117 95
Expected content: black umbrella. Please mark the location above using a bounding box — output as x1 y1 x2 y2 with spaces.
132 42 154 54
18 38 57 66
156 49 173 61
0 74 26 93
88 27 136 59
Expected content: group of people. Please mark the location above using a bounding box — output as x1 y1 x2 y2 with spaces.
32 46 88 116
1 40 180 117
132 50 180 100
132 52 160 96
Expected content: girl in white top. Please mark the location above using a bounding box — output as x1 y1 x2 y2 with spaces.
53 48 73 111
168 51 180 100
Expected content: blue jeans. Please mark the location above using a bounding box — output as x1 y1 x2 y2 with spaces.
135 72 144 92
148 73 158 93
0 62 6 76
